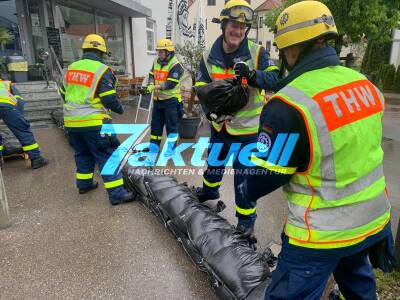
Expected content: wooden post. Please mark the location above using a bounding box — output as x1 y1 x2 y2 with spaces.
0 168 10 229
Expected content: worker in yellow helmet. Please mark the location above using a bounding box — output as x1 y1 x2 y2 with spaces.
193 0 279 233
59 34 136 205
236 1 394 298
143 38 184 158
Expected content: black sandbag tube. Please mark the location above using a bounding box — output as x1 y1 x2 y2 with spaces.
122 166 272 299
0 129 23 156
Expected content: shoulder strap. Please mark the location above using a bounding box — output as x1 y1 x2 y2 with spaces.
202 49 213 78
248 40 262 70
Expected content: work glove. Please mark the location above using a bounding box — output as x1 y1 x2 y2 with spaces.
207 113 233 124
139 87 149 95
368 235 396 273
234 61 256 85
146 84 154 93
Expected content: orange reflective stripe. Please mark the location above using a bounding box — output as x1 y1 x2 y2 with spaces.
312 80 383 132
66 70 95 87
286 214 390 245
211 73 235 80
154 70 169 82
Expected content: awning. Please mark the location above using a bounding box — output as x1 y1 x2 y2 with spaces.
76 0 151 18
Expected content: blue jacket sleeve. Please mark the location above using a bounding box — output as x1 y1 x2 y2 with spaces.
10 85 24 101
252 47 279 91
97 69 124 114
162 63 184 90
240 100 310 202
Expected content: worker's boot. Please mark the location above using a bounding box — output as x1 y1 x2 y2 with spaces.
111 191 136 206
192 187 220 203
236 224 257 250
31 157 48 169
79 181 99 194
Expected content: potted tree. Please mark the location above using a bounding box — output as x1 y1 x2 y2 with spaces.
175 40 203 139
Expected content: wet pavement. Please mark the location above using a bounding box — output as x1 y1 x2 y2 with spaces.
0 102 399 299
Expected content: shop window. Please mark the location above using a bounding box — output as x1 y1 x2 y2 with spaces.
96 10 126 74
208 0 216 6
0 0 22 57
146 19 156 53
55 1 95 65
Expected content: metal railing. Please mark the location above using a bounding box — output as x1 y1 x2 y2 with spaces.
47 46 64 89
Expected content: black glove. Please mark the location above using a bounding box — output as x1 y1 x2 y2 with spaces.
234 61 250 78
234 61 256 85
139 87 148 95
368 235 396 273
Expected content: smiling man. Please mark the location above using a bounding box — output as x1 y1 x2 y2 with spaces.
194 0 279 234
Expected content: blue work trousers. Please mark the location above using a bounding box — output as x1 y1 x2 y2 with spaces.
265 234 377 300
202 127 258 225
67 130 130 204
0 105 40 159
150 98 179 145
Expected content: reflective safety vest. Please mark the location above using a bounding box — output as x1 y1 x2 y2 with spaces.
151 55 182 101
202 40 265 135
0 80 18 107
273 66 390 249
63 59 110 128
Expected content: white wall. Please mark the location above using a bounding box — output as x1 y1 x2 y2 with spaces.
132 0 169 76
390 29 400 68
123 16 133 75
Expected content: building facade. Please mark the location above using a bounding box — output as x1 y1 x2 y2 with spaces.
131 0 170 77
0 0 151 76
390 29 400 69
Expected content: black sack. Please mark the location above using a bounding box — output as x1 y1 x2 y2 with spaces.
0 129 23 156
196 78 250 116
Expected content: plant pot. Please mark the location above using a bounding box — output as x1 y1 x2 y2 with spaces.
178 116 201 139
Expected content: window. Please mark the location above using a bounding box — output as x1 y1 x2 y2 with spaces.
96 10 126 74
266 41 271 53
146 19 156 52
259 16 263 28
55 1 95 65
208 0 216 6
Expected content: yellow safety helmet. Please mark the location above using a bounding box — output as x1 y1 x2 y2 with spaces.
81 34 107 53
213 0 254 25
274 1 338 50
156 39 175 52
